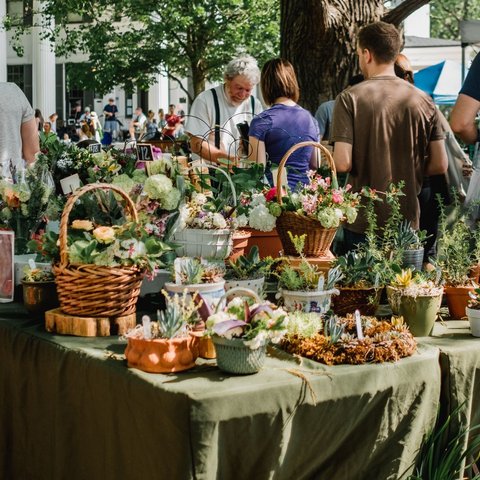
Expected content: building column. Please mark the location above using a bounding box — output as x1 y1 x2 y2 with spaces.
32 0 56 115
0 0 7 82
148 72 169 113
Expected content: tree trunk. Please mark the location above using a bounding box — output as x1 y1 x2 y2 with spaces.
280 0 431 113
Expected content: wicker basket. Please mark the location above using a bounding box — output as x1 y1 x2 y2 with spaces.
53 183 145 317
275 141 339 256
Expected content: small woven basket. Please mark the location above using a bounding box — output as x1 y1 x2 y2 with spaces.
53 183 145 317
275 141 339 257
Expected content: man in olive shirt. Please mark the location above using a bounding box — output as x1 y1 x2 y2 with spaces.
331 21 448 251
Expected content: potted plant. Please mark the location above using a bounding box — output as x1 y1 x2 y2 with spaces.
224 246 267 296
202 287 289 374
387 268 443 337
172 192 234 259
276 232 341 313
466 286 480 337
164 257 226 309
124 292 200 373
394 220 427 272
331 248 383 316
21 265 58 316
436 198 477 320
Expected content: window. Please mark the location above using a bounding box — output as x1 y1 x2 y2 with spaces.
7 0 33 27
7 65 33 105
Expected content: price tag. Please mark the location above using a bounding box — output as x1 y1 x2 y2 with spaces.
87 142 102 154
136 143 154 162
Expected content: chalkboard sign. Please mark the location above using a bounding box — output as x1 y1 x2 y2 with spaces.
87 142 102 154
136 143 154 161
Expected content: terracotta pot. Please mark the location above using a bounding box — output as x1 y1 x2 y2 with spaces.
332 287 382 316
444 285 474 320
228 230 252 263
21 280 59 316
470 263 480 283
191 331 216 359
125 335 199 373
244 228 283 258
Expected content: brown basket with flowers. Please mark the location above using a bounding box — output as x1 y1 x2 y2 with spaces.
275 141 340 257
53 183 145 317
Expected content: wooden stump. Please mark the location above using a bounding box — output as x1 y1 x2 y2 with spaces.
45 308 136 337
286 250 335 275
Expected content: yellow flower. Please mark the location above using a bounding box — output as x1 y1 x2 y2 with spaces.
394 269 413 288
92 226 116 244
71 220 94 231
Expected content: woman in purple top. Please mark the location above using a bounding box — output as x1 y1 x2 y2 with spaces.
248 58 319 190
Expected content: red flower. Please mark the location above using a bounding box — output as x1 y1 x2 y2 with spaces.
265 187 277 202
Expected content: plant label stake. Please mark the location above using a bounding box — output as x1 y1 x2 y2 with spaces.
142 315 152 339
355 309 364 340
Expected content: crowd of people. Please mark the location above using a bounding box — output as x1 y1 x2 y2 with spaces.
1 19 478 262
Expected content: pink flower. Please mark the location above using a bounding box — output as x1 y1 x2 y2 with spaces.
345 184 352 192
332 190 343 204
302 194 318 215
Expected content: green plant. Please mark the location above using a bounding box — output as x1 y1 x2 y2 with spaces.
173 257 225 285
395 220 427 251
276 232 343 291
436 194 475 286
22 267 55 282
333 249 382 288
227 246 267 280
400 404 480 480
468 287 480 310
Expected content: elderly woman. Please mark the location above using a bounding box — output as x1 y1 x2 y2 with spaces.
186 55 263 164
248 58 319 190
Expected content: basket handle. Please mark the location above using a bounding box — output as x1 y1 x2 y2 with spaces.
215 287 261 313
58 183 139 267
276 141 337 204
187 163 237 207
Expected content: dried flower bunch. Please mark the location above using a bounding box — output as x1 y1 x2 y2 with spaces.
281 314 416 365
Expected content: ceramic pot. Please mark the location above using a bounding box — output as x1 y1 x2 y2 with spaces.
225 276 265 297
21 280 59 316
125 335 199 373
466 307 480 337
228 230 251 263
444 285 474 320
401 248 424 272
388 288 443 337
244 228 283 258
190 331 216 359
172 228 233 259
281 288 338 313
332 287 382 316
164 281 226 310
212 336 266 375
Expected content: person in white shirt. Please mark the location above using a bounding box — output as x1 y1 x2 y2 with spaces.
186 55 263 164
128 107 147 140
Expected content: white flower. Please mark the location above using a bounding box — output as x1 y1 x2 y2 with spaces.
143 174 173 200
229 297 244 309
159 187 181 211
223 326 244 339
244 331 267 349
345 205 358 224
120 239 147 258
178 205 189 229
248 204 276 232
206 311 230 330
234 213 249 228
192 192 208 206
212 213 227 229
250 193 266 207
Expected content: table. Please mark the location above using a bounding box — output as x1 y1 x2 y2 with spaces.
0 304 441 480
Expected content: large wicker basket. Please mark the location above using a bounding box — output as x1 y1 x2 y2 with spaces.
275 141 339 257
53 183 145 317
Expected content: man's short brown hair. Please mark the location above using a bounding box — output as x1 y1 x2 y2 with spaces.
260 58 300 105
358 21 401 64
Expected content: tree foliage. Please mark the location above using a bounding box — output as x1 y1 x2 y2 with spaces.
4 0 280 102
430 0 480 40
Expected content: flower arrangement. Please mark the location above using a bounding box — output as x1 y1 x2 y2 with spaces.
281 313 416 365
234 187 282 232
204 295 289 349
178 192 233 230
389 268 443 298
0 163 55 253
22 266 55 283
281 171 360 229
28 219 169 273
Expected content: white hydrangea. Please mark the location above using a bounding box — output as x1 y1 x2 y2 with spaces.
317 207 341 228
234 213 248 228
345 205 358 224
250 193 266 207
143 174 173 200
178 205 190 229
206 311 230 330
212 213 227 229
192 192 208 206
159 187 181 211
248 204 276 232
243 331 267 349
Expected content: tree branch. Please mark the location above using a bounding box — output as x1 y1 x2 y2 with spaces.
167 71 193 104
382 0 431 26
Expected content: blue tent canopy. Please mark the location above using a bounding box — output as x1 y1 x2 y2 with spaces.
414 60 466 105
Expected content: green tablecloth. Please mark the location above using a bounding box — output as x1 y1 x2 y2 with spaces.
0 304 441 480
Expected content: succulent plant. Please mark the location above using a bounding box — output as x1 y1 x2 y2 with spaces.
227 246 267 280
